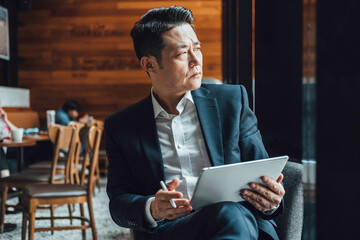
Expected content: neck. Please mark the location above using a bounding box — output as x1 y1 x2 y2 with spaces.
153 90 186 115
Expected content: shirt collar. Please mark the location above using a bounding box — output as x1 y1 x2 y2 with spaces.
151 88 194 119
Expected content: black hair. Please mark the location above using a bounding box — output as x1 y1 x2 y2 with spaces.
62 100 80 112
130 6 194 65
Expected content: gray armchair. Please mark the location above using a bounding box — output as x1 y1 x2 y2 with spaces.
275 161 304 240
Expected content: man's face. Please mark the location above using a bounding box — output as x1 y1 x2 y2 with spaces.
68 110 79 119
150 24 203 97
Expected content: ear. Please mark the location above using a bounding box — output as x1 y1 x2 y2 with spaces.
140 56 157 73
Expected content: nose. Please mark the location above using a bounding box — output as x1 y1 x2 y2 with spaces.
189 50 201 67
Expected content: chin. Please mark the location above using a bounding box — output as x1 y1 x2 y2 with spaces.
190 79 202 90
185 74 202 90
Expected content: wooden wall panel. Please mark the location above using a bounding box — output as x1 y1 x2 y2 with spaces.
17 0 222 127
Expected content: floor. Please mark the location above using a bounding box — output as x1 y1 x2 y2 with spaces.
1 177 132 240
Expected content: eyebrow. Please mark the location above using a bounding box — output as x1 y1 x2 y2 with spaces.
173 41 201 51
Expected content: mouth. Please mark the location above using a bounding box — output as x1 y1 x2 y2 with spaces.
190 72 202 78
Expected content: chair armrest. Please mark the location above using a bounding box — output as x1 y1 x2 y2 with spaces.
274 161 304 240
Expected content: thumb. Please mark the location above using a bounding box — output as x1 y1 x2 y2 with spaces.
167 178 180 191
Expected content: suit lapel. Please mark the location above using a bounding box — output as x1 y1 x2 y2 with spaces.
137 95 165 183
192 88 224 166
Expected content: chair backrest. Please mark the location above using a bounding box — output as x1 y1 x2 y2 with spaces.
68 121 85 180
79 126 102 193
68 121 85 129
91 119 104 131
274 161 304 240
48 124 76 184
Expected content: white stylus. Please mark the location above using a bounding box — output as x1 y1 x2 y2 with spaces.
160 181 177 208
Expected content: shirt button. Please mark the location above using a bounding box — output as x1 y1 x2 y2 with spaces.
177 144 183 149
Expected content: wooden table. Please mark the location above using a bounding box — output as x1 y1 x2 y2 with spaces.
1 133 50 171
23 134 49 142
0 138 37 172
0 138 36 147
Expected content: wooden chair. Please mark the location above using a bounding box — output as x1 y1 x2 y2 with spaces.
27 121 84 185
77 119 103 191
91 120 103 190
21 126 102 240
0 125 76 233
94 118 108 176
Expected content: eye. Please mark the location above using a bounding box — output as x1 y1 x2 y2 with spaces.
176 51 187 57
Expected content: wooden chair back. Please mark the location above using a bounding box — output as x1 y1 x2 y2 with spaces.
79 126 102 193
68 121 85 129
91 119 104 131
48 125 76 184
67 121 85 182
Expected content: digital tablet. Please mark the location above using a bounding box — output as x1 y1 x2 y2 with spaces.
190 156 289 210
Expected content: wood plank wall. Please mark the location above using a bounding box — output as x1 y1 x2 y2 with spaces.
17 0 222 126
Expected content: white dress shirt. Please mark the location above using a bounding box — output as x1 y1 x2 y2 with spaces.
145 90 211 227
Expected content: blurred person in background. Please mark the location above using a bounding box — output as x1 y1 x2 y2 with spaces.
55 100 89 126
0 106 18 178
1 106 53 174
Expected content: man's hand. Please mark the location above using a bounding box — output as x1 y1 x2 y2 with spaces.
241 174 285 213
150 178 193 221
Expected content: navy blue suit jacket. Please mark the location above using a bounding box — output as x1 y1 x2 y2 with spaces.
105 84 282 238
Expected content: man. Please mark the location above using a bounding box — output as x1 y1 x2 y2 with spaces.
106 6 285 240
55 100 89 126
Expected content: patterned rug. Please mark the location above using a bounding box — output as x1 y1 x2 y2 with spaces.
2 178 132 240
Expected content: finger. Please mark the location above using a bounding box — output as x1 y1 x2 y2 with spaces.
156 187 182 198
241 190 273 212
157 190 183 201
167 178 180 191
276 173 284 183
248 183 282 205
152 197 189 220
159 198 191 211
157 199 179 211
157 200 192 217
173 199 192 208
261 176 285 196
163 205 193 220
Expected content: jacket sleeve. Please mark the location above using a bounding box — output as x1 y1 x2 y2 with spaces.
105 116 154 232
238 85 284 219
238 85 269 162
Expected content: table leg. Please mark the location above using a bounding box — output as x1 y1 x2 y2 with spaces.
17 147 24 172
